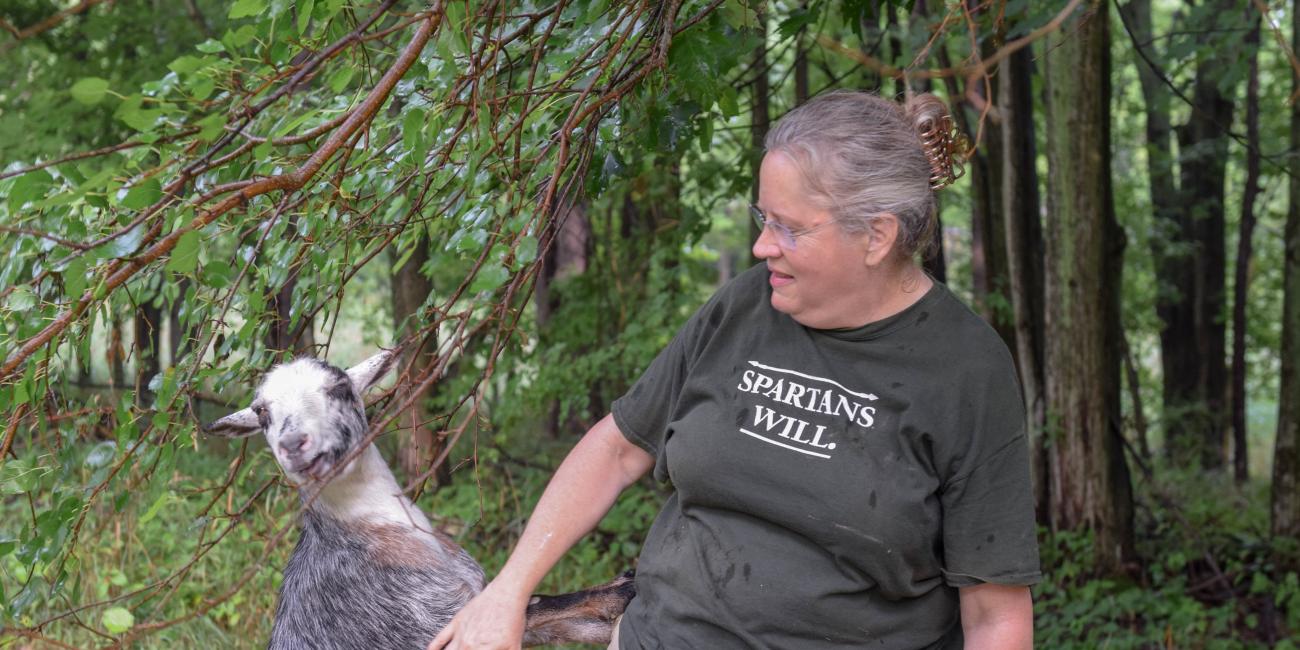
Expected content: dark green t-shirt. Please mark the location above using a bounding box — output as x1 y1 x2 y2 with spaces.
611 264 1041 649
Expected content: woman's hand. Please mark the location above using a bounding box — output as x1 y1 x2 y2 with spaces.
428 580 531 650
429 414 651 650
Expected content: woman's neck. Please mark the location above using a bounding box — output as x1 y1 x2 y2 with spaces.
841 262 933 328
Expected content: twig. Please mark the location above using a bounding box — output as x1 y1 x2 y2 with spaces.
817 0 1088 82
0 0 110 56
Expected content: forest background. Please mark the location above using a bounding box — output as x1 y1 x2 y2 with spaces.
0 0 1298 647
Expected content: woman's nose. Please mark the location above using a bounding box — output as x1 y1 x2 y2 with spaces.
752 224 782 260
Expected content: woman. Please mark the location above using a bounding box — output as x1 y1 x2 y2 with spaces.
431 90 1040 649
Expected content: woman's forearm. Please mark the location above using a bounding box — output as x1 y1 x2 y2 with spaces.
490 413 653 599
959 583 1033 650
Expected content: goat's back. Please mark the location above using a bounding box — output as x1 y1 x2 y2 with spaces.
269 510 485 650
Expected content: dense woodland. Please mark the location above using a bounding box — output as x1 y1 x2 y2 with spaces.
0 0 1298 647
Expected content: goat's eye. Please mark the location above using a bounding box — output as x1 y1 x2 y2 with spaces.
251 404 269 426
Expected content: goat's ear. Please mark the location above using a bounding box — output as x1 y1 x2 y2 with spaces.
204 408 262 438
345 349 396 394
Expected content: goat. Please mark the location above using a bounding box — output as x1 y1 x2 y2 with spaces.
205 350 633 649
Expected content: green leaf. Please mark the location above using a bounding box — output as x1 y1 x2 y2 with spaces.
166 231 201 274
64 257 87 300
514 235 539 267
8 169 55 208
328 66 354 93
115 96 162 132
188 75 215 100
720 0 760 29
138 491 171 525
297 0 315 34
200 260 233 288
168 55 205 74
7 287 36 311
228 0 266 19
469 264 510 293
196 39 226 54
102 607 134 634
71 77 110 105
197 113 226 142
121 179 162 210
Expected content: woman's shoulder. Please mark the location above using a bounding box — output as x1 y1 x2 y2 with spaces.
924 283 1018 374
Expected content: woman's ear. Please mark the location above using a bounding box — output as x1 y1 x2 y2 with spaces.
862 214 900 267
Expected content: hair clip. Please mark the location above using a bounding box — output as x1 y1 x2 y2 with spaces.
918 115 969 190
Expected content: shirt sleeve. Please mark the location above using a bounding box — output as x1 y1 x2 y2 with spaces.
611 290 725 485
938 345 1043 588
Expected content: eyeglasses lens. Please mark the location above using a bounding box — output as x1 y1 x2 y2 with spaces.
749 204 796 250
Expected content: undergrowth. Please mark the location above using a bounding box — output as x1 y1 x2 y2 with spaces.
4 432 1297 648
1034 465 1300 649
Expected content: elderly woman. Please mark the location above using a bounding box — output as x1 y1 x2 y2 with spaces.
432 90 1040 649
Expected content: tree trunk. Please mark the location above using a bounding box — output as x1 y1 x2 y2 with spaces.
938 42 1010 343
857 2 882 92
535 204 592 436
1271 0 1300 557
794 1 808 106
1232 13 1261 484
266 268 315 355
911 0 946 282
1121 0 1234 469
134 298 163 404
1000 42 1048 519
1042 1 1136 577
1122 333 1151 461
749 5 769 266
168 278 191 366
108 314 126 389
1165 0 1236 470
390 236 449 487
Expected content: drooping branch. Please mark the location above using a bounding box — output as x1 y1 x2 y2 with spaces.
0 5 445 381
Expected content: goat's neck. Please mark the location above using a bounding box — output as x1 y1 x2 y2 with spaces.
306 445 433 533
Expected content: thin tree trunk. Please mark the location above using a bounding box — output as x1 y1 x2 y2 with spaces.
938 41 1010 346
1042 0 1136 577
390 236 449 487
168 278 191 366
911 0 946 283
749 5 769 266
134 300 163 403
1166 0 1236 469
1271 0 1300 559
1122 332 1151 460
1000 42 1047 518
536 204 591 436
857 3 881 92
108 314 125 389
794 1 808 106
886 5 905 99
1232 13 1261 484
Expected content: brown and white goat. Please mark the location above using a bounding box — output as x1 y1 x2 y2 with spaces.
205 351 632 649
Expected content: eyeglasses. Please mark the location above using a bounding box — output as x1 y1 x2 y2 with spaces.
749 203 837 251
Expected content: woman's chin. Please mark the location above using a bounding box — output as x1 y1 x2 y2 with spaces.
769 293 798 317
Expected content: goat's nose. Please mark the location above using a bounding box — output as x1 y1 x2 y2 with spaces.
279 434 309 455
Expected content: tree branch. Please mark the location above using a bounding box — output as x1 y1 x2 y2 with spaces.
0 0 110 56
0 4 445 381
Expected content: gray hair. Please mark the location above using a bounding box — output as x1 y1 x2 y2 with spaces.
764 90 951 258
